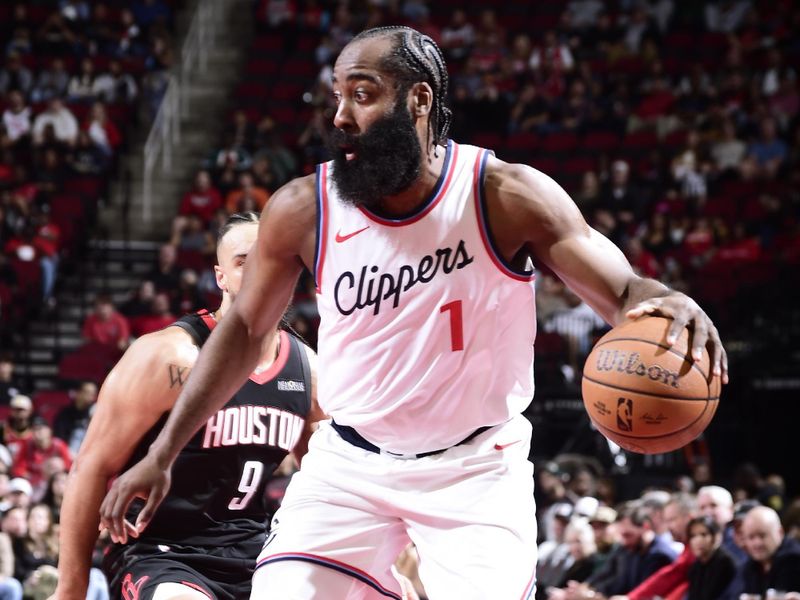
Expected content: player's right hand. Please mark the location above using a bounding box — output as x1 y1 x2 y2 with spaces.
99 452 172 544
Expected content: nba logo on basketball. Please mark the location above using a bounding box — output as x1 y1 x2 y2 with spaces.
616 397 633 431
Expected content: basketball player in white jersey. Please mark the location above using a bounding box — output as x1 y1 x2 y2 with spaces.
99 27 727 599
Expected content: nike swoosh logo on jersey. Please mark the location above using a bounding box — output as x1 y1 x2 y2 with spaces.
335 226 370 243
494 440 522 450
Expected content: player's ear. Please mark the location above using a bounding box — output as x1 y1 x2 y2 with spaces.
411 82 433 118
214 265 226 293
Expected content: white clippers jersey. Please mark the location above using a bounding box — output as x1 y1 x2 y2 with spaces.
314 141 536 454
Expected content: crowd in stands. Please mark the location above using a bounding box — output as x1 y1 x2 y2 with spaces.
0 0 177 329
0 0 798 597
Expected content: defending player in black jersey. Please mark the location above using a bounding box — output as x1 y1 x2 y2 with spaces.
55 212 324 600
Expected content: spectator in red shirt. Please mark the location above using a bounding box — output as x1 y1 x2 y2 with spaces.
81 294 130 352
177 169 222 225
32 209 60 303
130 292 174 337
11 417 72 498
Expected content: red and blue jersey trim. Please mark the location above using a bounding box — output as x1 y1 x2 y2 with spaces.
256 552 402 599
313 163 329 293
358 140 457 227
520 569 537 600
473 149 536 282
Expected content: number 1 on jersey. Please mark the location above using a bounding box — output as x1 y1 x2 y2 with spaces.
440 300 464 352
228 460 264 510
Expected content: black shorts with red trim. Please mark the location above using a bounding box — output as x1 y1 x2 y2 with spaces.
103 538 262 600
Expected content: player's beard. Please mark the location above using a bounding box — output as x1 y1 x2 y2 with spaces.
328 98 422 210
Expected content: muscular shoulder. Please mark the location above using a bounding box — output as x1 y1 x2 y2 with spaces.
100 326 198 412
483 155 585 242
125 325 199 367
259 174 317 266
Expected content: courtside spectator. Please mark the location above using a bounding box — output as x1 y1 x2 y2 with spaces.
741 506 800 594
685 516 736 600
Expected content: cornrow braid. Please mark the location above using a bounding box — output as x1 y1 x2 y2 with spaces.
217 210 260 248
351 26 453 152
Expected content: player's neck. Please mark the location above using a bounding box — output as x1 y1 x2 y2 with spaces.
214 299 280 372
254 332 281 374
374 144 446 218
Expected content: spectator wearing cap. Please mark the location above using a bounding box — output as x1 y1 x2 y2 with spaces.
0 395 34 459
538 503 576 594
740 506 800 595
4 477 33 510
587 506 620 576
11 417 72 499
53 381 97 455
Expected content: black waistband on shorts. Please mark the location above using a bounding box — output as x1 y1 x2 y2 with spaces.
331 420 492 459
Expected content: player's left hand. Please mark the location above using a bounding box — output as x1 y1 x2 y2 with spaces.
626 291 728 384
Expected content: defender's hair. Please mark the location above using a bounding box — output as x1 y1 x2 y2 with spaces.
217 211 260 247
351 26 453 151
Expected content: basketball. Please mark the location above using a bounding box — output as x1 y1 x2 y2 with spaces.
581 316 721 455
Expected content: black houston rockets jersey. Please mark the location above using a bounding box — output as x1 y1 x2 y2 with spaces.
121 311 312 546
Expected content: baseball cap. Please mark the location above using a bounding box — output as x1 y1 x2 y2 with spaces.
7 478 33 496
574 496 600 519
553 502 573 520
590 505 618 524
9 395 32 410
31 416 49 428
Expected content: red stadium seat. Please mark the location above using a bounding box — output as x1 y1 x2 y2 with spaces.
63 177 102 199
542 131 578 154
11 259 41 296
176 249 212 271
506 132 539 152
582 131 619 153
561 157 596 176
253 36 283 52
58 353 110 384
246 59 279 77
622 129 658 151
32 390 72 425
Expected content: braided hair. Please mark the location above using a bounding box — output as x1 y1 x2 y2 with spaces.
351 26 453 153
216 211 260 248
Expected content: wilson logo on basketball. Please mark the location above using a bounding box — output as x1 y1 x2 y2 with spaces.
595 350 680 388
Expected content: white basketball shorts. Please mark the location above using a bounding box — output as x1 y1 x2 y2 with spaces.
251 415 538 599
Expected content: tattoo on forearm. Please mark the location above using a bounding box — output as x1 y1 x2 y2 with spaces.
168 364 190 388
